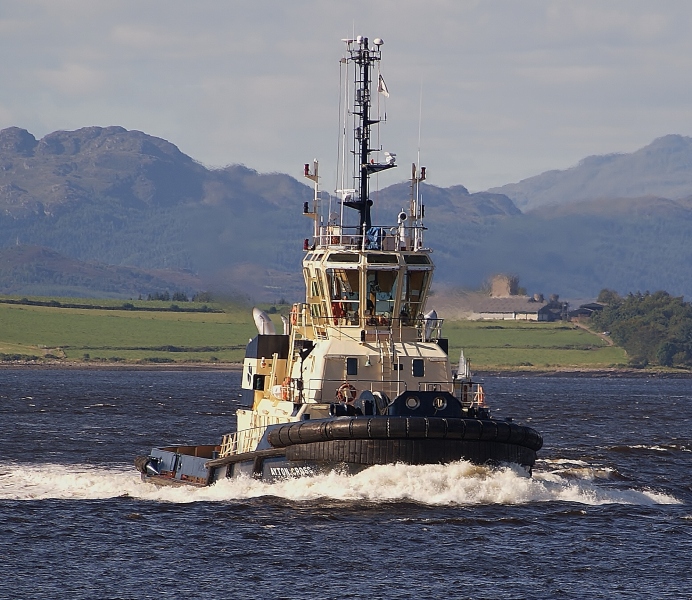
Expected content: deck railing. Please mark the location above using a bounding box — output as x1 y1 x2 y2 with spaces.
219 414 294 457
313 224 427 252
292 309 444 343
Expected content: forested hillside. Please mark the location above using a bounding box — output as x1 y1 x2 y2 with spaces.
0 245 202 299
2 126 692 301
437 195 692 299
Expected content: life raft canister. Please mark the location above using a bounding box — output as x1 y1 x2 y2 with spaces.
337 382 357 403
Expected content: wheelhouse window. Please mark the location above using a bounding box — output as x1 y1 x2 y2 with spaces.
366 254 398 264
400 269 431 323
366 269 399 325
326 253 359 262
310 303 323 320
326 268 360 325
311 280 320 298
252 374 266 390
412 359 425 377
404 254 430 265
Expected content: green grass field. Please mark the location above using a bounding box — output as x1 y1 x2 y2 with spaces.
0 296 287 363
445 321 627 370
0 295 627 369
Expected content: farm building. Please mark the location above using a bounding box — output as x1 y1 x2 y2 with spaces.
465 296 556 321
433 276 568 321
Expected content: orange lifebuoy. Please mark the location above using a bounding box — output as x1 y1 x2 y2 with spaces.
290 305 299 326
337 382 357 403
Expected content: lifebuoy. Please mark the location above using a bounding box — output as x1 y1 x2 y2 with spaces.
337 382 357 403
290 305 299 326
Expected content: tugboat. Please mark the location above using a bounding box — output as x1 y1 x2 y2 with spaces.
135 36 542 486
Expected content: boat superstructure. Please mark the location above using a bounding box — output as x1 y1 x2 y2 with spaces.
136 36 542 486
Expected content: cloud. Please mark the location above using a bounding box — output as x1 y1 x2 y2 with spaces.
2 0 692 190
35 63 107 97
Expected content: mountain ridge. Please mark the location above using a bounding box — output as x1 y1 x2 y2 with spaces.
489 134 692 211
2 126 692 301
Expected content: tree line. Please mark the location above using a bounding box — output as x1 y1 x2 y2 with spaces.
591 289 692 368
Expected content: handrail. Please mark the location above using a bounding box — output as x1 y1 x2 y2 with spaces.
219 415 293 457
453 381 487 409
415 381 455 392
296 312 444 341
313 223 428 251
302 377 411 402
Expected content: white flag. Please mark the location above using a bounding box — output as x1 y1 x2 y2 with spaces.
377 73 390 97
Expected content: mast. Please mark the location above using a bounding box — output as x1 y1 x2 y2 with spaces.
341 36 396 231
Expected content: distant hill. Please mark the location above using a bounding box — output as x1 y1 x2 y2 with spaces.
0 245 202 298
489 135 692 211
0 126 317 296
447 195 692 299
0 126 520 300
0 126 204 213
373 181 520 221
2 126 692 302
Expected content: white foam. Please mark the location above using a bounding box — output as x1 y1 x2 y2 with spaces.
0 461 682 506
541 465 619 481
628 444 671 452
541 458 591 467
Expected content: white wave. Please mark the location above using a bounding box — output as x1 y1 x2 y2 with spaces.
0 462 681 506
627 444 673 452
541 465 620 481
541 458 591 467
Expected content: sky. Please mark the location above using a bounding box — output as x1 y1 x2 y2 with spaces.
2 0 692 191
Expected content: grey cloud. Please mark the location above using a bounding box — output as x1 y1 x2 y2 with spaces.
2 0 692 190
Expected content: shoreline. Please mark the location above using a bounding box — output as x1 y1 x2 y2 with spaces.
1 360 690 377
0 360 243 371
474 368 692 378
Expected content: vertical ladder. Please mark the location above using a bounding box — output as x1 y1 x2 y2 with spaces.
378 335 397 400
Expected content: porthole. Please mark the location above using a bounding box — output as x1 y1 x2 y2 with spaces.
405 396 420 410
433 396 447 410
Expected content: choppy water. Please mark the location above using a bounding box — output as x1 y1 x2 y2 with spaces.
1 369 690 599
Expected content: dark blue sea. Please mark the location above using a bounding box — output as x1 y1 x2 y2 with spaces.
1 369 690 599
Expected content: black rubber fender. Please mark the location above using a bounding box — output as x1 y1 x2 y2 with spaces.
508 422 527 445
134 455 149 474
462 418 482 440
284 438 540 470
268 417 542 452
